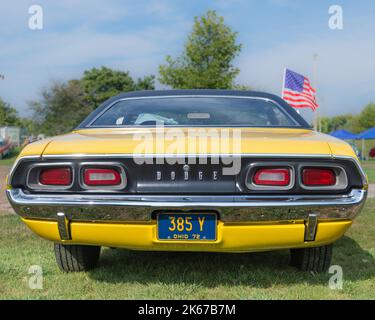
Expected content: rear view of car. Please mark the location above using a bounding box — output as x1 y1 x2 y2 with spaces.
6 90 368 273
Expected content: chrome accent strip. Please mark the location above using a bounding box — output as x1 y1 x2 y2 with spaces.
304 214 318 241
8 155 40 187
85 95 300 127
8 153 331 186
26 162 75 191
41 153 333 159
9 154 368 189
7 188 367 223
245 163 295 191
299 164 348 191
57 212 71 240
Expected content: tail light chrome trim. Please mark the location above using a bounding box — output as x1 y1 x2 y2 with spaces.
246 163 295 190
299 164 348 190
78 162 127 191
26 162 75 191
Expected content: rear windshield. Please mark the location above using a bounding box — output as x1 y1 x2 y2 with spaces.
90 97 298 127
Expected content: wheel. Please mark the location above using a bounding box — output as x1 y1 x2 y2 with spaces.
54 243 101 272
290 244 332 272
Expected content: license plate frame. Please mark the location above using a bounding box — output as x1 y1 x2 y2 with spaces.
157 212 217 241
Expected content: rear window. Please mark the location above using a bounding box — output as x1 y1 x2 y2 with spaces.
90 97 298 127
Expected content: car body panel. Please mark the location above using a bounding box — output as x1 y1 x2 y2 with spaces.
18 127 355 158
22 217 352 252
7 90 367 254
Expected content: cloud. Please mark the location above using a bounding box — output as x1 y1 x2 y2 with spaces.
0 1 191 113
237 26 375 118
1 0 375 122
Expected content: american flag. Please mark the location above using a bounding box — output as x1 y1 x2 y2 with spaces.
282 69 318 111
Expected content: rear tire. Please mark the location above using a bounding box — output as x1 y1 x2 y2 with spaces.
290 244 332 272
54 243 101 272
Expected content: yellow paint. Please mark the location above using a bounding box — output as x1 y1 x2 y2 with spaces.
15 127 359 251
17 127 357 158
22 218 352 252
18 137 54 157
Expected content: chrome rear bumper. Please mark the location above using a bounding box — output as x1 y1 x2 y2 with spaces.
6 188 367 223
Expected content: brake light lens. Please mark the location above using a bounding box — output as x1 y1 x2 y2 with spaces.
39 167 72 186
253 168 290 186
83 168 122 186
302 168 336 186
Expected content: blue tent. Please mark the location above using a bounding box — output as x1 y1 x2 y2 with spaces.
357 127 375 140
356 127 375 160
330 129 358 140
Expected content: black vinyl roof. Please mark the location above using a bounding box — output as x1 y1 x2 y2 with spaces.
77 89 311 129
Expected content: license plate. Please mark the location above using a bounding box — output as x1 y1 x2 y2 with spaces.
157 213 217 241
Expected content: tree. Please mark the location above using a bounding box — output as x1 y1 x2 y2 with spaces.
355 103 375 132
0 98 20 126
159 10 242 89
320 114 353 133
320 103 375 134
30 67 156 135
81 67 155 109
29 80 91 136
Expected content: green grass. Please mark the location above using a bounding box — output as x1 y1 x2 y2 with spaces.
1 199 375 299
0 148 20 166
362 161 375 184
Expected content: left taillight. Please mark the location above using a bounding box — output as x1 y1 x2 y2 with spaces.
39 167 72 186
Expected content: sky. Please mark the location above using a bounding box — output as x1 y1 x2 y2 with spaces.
1 0 374 122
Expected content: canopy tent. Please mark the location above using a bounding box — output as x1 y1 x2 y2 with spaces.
330 129 358 140
329 128 375 160
357 127 375 140
356 127 375 160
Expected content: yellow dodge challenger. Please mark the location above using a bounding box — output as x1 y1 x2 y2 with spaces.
6 90 368 272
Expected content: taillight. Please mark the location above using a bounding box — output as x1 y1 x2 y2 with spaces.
253 168 291 186
83 168 122 186
39 167 72 186
302 168 336 186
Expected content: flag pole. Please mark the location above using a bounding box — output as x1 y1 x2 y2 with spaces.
312 54 318 131
362 138 366 160
281 68 286 97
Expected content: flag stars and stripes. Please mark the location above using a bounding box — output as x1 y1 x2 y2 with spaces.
282 69 318 111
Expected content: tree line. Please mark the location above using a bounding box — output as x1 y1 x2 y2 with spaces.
320 104 375 134
0 10 374 137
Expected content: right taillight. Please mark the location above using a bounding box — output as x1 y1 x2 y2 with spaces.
302 168 336 186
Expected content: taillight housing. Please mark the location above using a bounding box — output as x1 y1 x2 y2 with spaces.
253 168 291 186
247 166 294 190
302 168 336 186
81 164 126 190
39 167 72 186
84 168 122 186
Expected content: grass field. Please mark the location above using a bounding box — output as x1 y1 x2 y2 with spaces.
362 161 375 184
1 198 375 300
